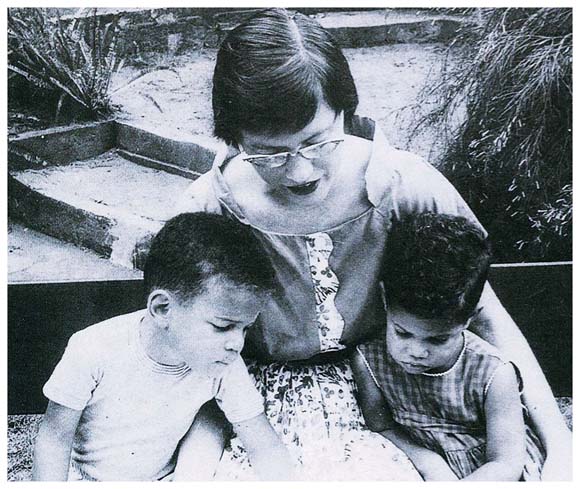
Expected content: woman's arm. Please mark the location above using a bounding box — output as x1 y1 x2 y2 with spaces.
173 401 228 480
32 401 82 481
463 363 526 480
233 414 296 480
471 283 571 480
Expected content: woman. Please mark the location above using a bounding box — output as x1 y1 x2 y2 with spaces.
172 8 570 480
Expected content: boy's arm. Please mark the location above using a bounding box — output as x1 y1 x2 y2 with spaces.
463 363 526 480
351 349 457 480
233 414 295 480
173 400 228 481
32 401 82 481
471 283 571 480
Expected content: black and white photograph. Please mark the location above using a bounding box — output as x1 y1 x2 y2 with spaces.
5 2 573 482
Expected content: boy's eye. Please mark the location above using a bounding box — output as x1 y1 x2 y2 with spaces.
394 328 412 338
211 323 235 332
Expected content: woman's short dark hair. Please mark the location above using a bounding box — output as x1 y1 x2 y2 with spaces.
144 212 276 302
212 8 358 146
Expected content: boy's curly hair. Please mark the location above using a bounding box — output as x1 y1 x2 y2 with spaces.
144 212 276 301
383 212 492 323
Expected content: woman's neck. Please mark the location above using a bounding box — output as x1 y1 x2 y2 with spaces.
221 135 372 234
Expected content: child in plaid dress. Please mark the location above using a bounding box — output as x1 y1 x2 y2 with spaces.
352 212 545 480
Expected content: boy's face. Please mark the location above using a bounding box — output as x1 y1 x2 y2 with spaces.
166 277 263 377
386 306 467 375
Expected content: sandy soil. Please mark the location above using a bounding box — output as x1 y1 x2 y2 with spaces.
9 43 453 280
8 222 141 282
12 150 191 224
110 44 452 162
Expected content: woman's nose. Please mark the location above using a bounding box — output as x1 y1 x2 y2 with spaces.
285 153 314 183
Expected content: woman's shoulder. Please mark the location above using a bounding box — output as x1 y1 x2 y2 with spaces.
172 169 223 216
364 131 480 225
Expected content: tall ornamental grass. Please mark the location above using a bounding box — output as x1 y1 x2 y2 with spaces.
414 8 572 262
8 8 122 122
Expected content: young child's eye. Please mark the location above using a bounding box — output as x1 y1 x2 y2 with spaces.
428 337 449 345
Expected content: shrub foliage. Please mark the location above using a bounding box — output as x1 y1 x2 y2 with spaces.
8 8 122 122
415 8 572 262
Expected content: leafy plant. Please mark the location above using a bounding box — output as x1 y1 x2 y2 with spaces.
410 8 572 262
8 8 123 122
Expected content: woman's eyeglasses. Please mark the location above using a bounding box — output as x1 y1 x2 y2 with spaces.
241 139 344 169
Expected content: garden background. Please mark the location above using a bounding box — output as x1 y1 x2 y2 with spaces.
6 7 572 481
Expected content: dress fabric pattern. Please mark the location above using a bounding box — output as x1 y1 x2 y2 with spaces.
176 115 488 480
305 232 345 352
215 359 421 480
357 330 545 480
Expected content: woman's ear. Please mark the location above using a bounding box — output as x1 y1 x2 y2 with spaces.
147 289 172 329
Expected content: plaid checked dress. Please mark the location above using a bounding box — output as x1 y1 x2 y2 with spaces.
357 330 545 479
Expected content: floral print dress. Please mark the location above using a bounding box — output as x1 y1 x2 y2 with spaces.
214 232 421 480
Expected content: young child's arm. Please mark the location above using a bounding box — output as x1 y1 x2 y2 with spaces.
381 427 458 481
350 347 394 432
351 348 457 480
232 413 296 480
173 401 228 480
32 401 82 481
463 362 526 481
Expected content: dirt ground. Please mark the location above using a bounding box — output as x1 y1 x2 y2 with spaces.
8 42 454 281
110 44 452 162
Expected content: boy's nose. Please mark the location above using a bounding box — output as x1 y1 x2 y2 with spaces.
224 331 244 353
285 154 314 184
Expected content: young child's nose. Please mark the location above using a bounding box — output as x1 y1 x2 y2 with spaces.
408 344 429 359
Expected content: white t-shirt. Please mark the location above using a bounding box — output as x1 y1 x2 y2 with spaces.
43 310 264 481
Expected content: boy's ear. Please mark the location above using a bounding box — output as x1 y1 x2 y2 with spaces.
147 289 172 328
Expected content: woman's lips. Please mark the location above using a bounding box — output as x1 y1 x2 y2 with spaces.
287 180 320 195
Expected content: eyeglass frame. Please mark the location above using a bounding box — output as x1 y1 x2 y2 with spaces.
239 138 345 169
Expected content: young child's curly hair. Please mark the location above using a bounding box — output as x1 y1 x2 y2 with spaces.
383 212 492 323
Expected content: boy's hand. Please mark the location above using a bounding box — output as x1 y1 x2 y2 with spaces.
233 414 296 480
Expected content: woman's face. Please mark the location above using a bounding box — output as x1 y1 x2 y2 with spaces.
238 102 345 205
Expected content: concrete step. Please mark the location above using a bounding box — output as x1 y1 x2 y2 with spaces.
58 8 473 56
8 121 219 272
313 9 471 47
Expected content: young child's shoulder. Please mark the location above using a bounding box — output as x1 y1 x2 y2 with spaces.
68 310 145 354
463 330 504 360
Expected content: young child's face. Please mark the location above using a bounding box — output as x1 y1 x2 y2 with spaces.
166 276 263 377
386 306 467 375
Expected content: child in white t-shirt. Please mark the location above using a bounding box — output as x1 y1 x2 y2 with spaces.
33 212 295 481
